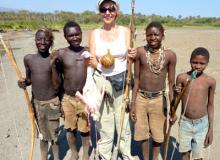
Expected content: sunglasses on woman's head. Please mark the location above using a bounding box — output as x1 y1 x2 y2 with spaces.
99 6 116 13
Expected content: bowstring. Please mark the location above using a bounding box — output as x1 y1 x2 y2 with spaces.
119 0 135 147
0 51 24 160
170 79 194 160
122 69 130 139
116 70 130 147
174 79 212 160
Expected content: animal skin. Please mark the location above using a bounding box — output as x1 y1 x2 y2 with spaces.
75 51 105 121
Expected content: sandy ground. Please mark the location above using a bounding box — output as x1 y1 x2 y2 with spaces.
0 28 219 160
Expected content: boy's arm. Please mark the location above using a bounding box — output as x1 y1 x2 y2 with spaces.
167 50 177 103
51 50 62 91
88 31 99 69
169 74 183 124
18 56 31 89
205 78 216 146
82 47 90 67
130 49 140 122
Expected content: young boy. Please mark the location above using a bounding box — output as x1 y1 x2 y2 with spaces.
174 47 216 160
51 21 90 160
130 21 177 160
18 29 61 160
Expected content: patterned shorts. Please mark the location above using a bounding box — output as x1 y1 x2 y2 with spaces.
34 97 61 142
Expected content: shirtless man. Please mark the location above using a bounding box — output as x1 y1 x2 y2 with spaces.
51 21 89 160
130 21 177 160
18 29 61 160
173 47 216 160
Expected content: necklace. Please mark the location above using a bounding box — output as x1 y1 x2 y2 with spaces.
145 45 165 74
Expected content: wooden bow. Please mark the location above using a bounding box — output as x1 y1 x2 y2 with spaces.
111 0 135 159
163 71 197 160
0 35 35 160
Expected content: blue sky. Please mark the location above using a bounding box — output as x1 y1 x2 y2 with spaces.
0 0 219 18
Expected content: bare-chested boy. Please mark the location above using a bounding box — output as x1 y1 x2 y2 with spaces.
173 47 216 160
51 21 89 160
18 29 61 160
130 21 177 160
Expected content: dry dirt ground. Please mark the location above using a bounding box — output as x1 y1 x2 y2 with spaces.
0 28 219 160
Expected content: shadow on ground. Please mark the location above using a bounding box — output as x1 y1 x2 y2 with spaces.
47 121 181 160
160 136 181 160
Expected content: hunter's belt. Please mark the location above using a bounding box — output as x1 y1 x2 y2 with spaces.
138 89 164 98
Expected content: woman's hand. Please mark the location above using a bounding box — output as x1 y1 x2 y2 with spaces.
89 55 98 68
128 48 137 59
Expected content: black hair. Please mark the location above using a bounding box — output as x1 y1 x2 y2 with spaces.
63 20 82 36
35 28 54 47
190 47 210 62
145 21 165 35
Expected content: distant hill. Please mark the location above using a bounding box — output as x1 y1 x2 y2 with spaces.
0 7 18 12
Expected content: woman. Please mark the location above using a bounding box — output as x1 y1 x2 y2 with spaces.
89 0 136 159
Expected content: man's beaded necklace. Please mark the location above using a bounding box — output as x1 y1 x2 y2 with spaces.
145 44 165 74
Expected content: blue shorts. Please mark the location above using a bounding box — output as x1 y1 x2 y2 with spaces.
178 115 209 159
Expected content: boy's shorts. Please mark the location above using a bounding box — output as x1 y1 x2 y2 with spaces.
134 92 166 143
179 115 209 159
34 97 61 142
62 94 89 133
